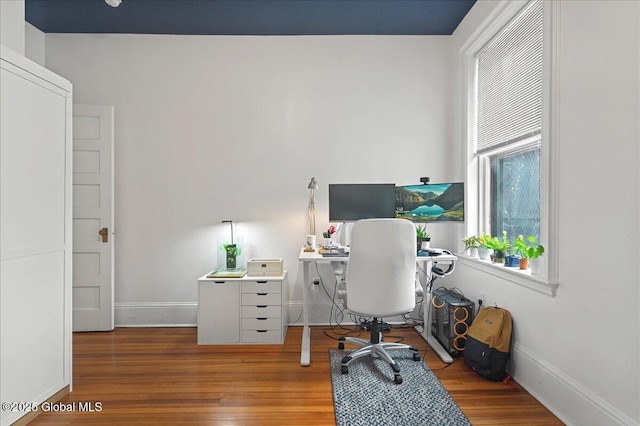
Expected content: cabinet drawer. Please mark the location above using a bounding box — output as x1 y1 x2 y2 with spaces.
242 280 281 294
241 330 282 344
242 293 281 305
242 305 281 318
242 317 281 330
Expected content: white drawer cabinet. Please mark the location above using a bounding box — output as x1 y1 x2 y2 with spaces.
241 277 288 344
197 272 288 344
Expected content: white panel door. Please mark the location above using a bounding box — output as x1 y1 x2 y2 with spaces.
73 105 114 332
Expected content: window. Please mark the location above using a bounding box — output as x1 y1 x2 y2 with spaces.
462 0 558 294
476 0 543 243
491 145 540 239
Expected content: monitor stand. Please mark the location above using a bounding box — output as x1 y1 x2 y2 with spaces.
335 221 351 248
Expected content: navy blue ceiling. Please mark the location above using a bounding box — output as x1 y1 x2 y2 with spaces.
26 0 475 36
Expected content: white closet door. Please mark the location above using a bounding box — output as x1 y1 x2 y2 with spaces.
1 46 72 426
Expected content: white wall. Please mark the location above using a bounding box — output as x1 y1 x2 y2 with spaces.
0 0 25 54
451 1 639 425
44 34 456 325
25 22 45 66
0 1 45 65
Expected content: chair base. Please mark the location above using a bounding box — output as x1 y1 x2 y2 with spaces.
338 320 421 385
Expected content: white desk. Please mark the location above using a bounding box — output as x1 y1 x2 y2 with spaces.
298 247 457 366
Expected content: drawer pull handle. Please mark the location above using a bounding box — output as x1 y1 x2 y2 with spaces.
257 318 267 321
257 281 268 284
257 293 267 296
214 281 226 284
257 305 267 308
257 330 268 333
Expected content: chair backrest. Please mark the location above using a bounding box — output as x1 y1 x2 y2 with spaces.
345 218 417 317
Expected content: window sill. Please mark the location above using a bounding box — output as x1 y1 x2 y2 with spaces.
455 254 559 296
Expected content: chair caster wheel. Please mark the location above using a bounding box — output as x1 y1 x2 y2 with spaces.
341 365 349 374
394 375 403 384
338 342 344 350
413 353 420 361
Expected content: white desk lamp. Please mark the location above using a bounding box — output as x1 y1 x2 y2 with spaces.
305 177 318 251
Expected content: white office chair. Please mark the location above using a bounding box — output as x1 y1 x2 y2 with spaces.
338 218 421 384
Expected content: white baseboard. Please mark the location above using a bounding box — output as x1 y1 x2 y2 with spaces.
510 342 636 426
115 302 197 327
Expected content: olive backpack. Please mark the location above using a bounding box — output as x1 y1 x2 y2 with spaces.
463 306 513 381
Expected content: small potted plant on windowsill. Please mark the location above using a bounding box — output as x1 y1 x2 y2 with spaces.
514 235 544 270
504 244 519 267
479 231 510 264
476 234 493 260
416 225 431 250
462 235 480 258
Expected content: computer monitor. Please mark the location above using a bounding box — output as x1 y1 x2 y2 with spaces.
395 182 464 222
328 183 396 222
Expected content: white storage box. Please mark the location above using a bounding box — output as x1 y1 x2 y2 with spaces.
247 258 283 276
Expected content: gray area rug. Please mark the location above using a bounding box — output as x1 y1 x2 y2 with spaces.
330 349 471 426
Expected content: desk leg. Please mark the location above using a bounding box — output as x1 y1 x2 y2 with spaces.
426 333 454 364
301 261 311 366
418 259 454 364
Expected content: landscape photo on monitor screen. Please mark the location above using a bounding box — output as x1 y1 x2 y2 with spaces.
395 183 464 222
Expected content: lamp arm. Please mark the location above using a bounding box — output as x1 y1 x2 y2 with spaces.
222 220 234 245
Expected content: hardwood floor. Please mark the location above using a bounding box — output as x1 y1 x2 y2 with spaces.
29 326 562 425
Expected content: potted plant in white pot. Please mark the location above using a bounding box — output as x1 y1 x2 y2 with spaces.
416 225 430 250
514 235 544 271
477 234 493 260
462 235 480 258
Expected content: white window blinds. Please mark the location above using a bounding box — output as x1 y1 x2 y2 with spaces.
476 0 543 154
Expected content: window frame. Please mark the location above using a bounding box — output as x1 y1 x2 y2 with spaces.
461 0 559 296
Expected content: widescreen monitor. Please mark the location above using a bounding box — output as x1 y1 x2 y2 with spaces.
328 183 396 222
395 182 464 222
